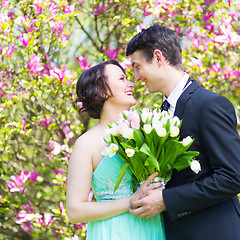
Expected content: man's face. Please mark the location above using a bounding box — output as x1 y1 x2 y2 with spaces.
130 50 160 93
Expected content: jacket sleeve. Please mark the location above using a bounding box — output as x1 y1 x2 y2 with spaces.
163 95 240 221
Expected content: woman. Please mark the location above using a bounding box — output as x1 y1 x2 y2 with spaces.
66 60 166 240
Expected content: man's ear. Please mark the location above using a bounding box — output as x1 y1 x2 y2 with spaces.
153 49 164 66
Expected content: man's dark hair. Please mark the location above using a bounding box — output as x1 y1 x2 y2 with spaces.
76 59 125 119
126 23 183 70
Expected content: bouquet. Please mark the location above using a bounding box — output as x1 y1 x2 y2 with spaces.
102 107 200 192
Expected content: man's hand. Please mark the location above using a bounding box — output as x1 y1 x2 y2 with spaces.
129 173 166 218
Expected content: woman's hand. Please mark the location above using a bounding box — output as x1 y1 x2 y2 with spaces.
130 172 162 201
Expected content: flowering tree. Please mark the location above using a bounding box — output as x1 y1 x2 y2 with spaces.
0 0 239 239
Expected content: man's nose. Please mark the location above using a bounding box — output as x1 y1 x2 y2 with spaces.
134 70 141 82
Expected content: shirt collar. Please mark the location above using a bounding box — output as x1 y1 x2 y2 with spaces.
164 72 190 110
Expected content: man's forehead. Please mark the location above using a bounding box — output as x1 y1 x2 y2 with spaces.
130 51 144 65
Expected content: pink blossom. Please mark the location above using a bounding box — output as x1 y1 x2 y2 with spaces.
7 171 31 192
21 223 32 232
1 0 9 8
8 11 14 20
49 20 65 35
105 47 120 59
76 101 83 109
62 121 74 142
205 23 214 33
189 57 203 70
52 230 60 237
50 66 74 82
28 54 43 76
47 140 62 155
33 3 42 14
205 0 216 5
43 213 57 227
22 118 26 133
192 38 201 50
6 45 15 57
22 199 34 212
49 3 60 16
29 172 39 182
76 223 83 229
19 33 29 48
39 114 57 128
88 189 94 202
76 55 92 70
213 26 240 45
203 12 214 22
0 195 3 200
63 4 75 14
15 210 35 224
93 4 106 15
26 26 40 33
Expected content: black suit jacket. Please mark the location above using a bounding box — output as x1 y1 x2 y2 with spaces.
162 80 240 240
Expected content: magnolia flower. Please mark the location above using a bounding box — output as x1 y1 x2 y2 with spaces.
182 136 193 146
170 126 180 138
143 124 152 134
190 160 201 174
156 127 167 137
125 148 135 157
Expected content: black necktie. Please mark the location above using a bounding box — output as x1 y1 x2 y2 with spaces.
161 100 170 111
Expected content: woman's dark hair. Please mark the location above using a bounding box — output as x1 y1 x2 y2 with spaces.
126 23 183 70
76 59 125 119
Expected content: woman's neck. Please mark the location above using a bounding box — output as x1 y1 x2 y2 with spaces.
99 104 131 128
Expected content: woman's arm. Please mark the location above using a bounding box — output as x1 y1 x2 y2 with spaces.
66 135 132 223
66 134 160 223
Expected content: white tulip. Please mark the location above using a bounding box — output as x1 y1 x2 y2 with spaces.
122 128 134 139
141 108 152 123
143 124 152 134
156 127 167 137
182 136 193 146
170 116 181 127
103 128 112 142
101 143 119 157
190 160 201 174
125 148 135 157
170 126 180 138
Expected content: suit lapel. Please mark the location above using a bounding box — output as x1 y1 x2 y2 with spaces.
174 80 200 119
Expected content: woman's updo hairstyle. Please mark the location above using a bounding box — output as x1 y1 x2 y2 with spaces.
76 59 125 119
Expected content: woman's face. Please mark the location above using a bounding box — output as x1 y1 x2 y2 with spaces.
104 64 136 108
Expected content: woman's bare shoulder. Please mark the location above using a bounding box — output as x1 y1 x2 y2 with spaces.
73 124 103 150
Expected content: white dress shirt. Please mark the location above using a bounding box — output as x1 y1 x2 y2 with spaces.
163 72 191 117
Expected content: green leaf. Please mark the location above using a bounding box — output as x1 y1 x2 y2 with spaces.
133 129 145 148
114 163 129 193
144 156 160 171
139 143 154 158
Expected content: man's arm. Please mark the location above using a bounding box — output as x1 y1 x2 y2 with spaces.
163 95 240 221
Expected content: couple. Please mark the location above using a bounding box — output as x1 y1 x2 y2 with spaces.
66 24 240 240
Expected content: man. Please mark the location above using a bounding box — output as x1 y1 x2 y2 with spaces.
126 23 240 239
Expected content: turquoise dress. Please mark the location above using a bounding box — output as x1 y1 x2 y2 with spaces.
86 154 166 240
